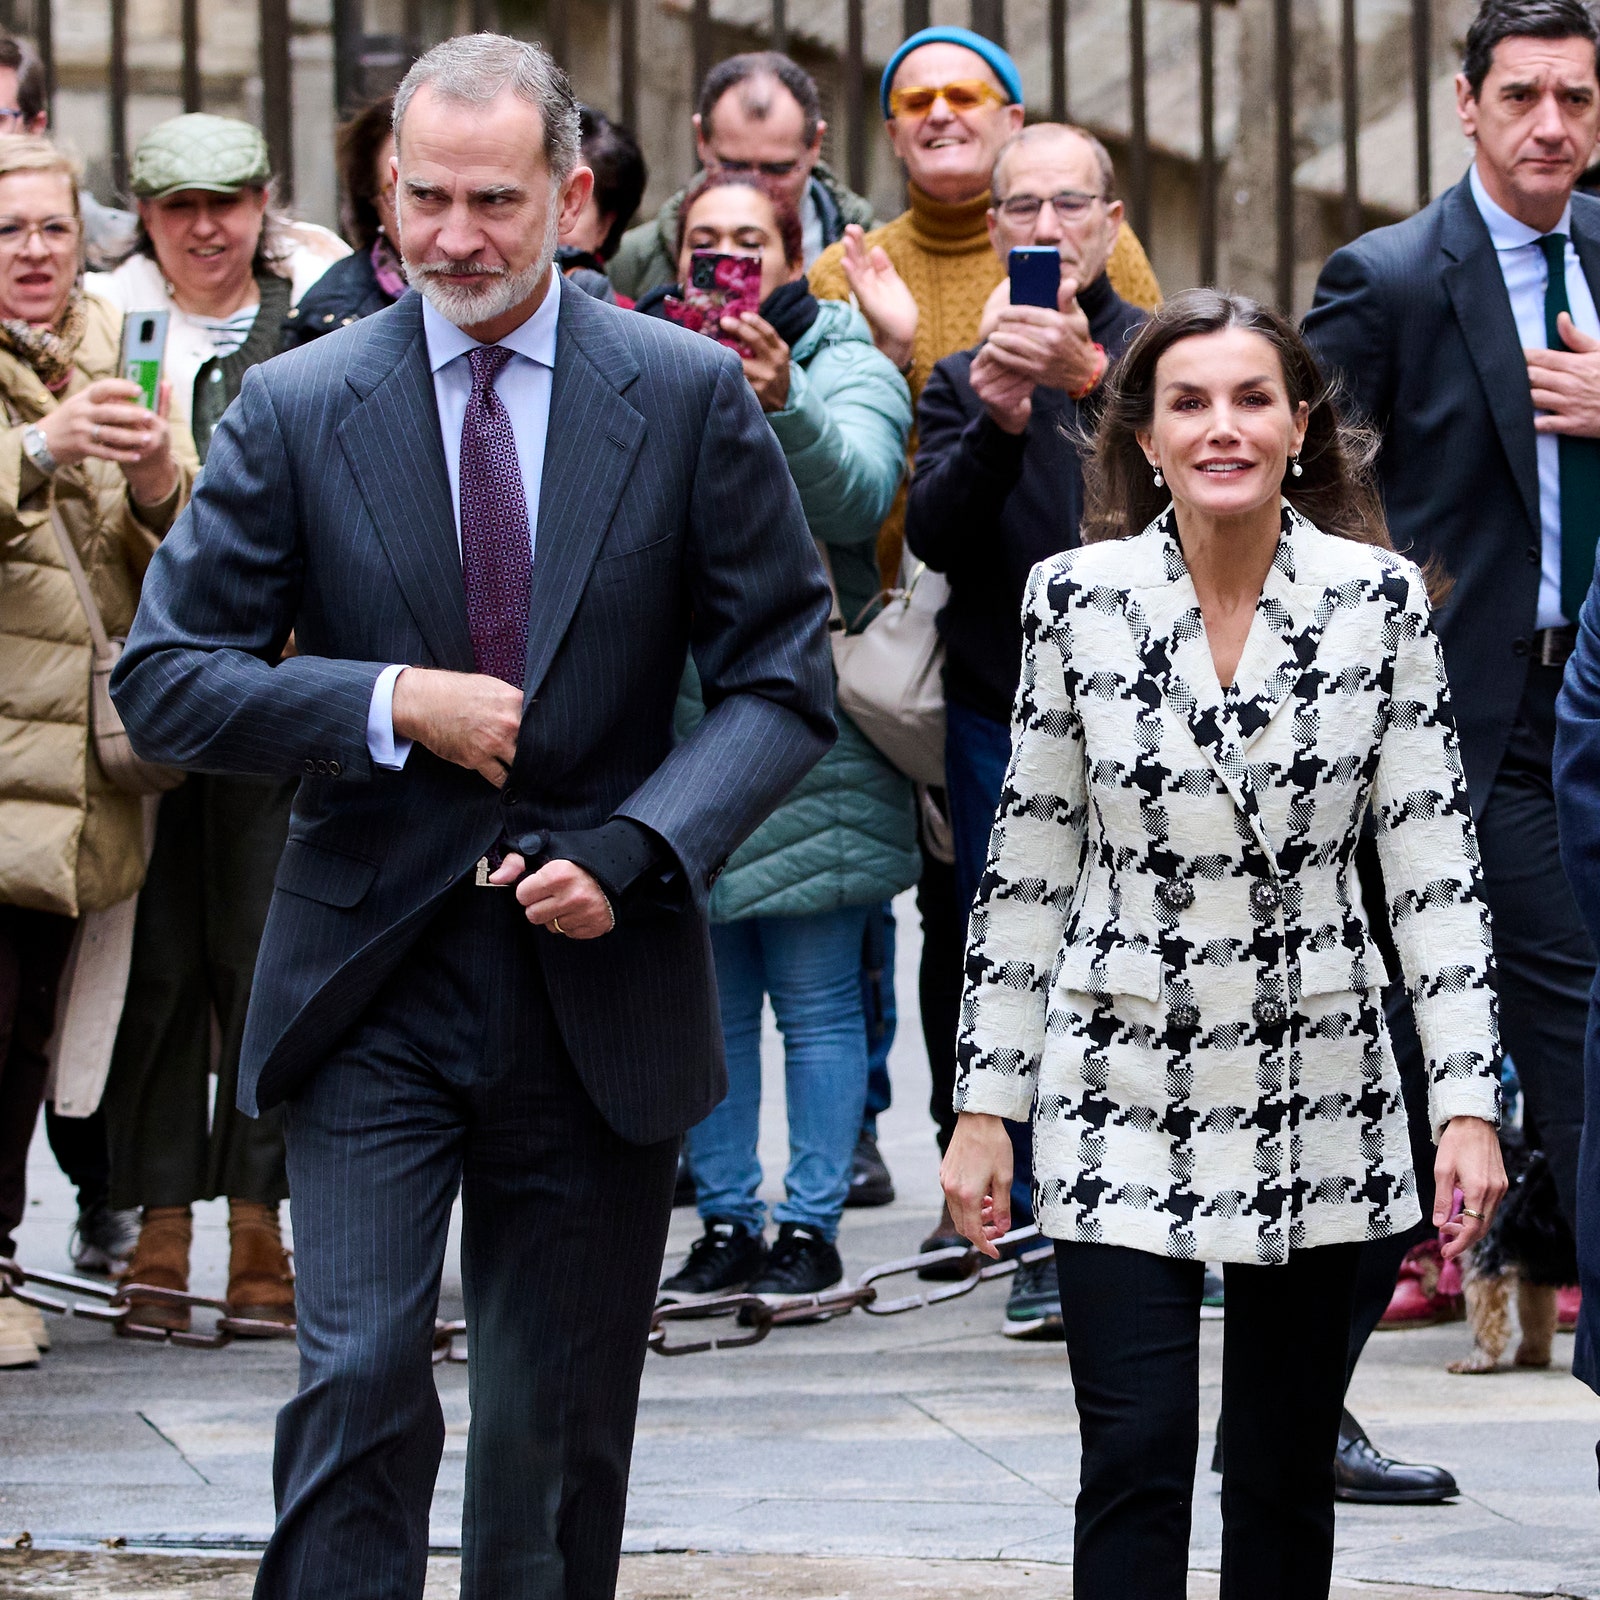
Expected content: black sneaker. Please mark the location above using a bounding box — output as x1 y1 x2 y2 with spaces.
70 1201 140 1277
844 1130 895 1208
658 1219 767 1305
745 1222 844 1307
1002 1251 1064 1340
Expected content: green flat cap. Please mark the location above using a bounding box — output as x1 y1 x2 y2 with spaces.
130 113 271 199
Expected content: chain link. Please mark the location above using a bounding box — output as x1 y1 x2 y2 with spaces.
3 1225 1052 1363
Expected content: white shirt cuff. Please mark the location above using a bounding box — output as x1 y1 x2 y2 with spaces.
367 664 413 770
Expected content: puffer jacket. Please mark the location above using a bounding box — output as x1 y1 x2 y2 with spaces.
0 292 193 917
678 295 920 921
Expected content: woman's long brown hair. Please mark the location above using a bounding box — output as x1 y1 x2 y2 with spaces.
1081 289 1448 603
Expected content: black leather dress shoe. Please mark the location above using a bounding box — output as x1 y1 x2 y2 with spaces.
1335 1411 1458 1504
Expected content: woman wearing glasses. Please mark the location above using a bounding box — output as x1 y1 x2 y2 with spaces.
0 137 189 1370
942 291 1506 1598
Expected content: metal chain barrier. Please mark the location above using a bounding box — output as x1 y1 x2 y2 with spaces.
646 1224 1052 1357
3 1225 1052 1363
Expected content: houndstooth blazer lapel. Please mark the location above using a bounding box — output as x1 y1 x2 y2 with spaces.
1123 505 1335 872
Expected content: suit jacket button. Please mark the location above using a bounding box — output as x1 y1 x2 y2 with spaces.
1249 879 1281 915
315 759 329 774
327 759 342 777
1158 879 1194 912
303 758 316 774
1513 637 1530 657
1169 1001 1200 1030
501 787 517 806
1254 996 1286 1027
1527 546 1540 564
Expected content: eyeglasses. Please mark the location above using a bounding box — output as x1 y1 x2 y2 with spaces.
996 190 1104 223
711 156 802 179
0 108 25 130
0 215 80 252
888 79 1008 119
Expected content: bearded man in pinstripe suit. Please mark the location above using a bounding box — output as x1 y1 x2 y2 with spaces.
111 34 835 1600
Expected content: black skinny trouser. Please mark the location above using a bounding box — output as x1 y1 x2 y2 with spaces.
1058 1239 1361 1600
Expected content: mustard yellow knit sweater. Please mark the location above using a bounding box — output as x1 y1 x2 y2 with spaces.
809 185 1162 580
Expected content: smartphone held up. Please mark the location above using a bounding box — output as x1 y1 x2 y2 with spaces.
119 310 168 410
664 251 762 351
1008 246 1061 309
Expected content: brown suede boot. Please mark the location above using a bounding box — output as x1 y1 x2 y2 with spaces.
118 1206 193 1335
226 1200 295 1334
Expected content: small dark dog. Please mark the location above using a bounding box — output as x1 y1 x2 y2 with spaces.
1449 1130 1577 1374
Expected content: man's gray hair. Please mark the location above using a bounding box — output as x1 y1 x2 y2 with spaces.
992 122 1117 201
393 33 581 183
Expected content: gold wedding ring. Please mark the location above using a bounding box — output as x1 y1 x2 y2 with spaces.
1460 1207 1484 1220
551 916 566 936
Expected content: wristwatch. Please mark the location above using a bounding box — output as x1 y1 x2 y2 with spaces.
21 423 57 476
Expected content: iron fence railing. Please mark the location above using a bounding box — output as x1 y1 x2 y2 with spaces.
14 0 1446 309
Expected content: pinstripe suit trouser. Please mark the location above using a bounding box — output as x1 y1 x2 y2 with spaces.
253 878 680 1600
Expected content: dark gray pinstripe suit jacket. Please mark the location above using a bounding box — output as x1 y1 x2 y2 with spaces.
112 279 836 1141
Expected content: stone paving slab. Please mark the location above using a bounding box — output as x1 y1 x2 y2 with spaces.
0 1551 1564 1599
6 893 1598 1594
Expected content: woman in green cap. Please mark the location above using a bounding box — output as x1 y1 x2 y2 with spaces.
90 113 344 1336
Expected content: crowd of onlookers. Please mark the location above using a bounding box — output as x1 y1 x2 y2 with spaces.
0 0 1591 1525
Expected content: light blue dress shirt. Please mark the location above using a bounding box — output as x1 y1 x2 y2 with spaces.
366 266 561 769
1469 162 1600 630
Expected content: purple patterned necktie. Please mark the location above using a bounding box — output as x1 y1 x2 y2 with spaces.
459 344 532 687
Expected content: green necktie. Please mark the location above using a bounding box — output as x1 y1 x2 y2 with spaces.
1537 232 1600 623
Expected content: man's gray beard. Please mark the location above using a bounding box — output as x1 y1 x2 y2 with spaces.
405 212 558 327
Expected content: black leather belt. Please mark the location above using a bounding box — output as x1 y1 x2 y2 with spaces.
1532 625 1578 667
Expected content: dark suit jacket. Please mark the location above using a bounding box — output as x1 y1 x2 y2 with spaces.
1552 587 1600 1393
1303 173 1600 815
112 279 836 1141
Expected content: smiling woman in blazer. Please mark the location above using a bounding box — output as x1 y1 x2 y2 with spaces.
941 290 1508 1600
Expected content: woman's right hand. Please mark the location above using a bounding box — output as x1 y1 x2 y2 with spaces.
940 1111 1015 1259
37 378 164 469
839 224 919 373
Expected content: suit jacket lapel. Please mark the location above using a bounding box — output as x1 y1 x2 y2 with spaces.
1440 178 1541 540
1571 199 1600 322
337 295 475 672
1126 515 1277 867
523 280 647 698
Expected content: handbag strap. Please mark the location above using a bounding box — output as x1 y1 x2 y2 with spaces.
48 496 114 659
813 538 845 629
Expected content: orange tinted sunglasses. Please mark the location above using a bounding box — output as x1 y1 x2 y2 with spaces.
888 79 1008 119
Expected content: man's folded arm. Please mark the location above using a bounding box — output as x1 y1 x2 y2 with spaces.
614 356 837 905
111 366 389 781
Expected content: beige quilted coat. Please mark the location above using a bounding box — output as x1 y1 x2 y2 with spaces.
0 291 193 918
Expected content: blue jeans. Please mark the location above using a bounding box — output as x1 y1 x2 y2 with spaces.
944 698 1035 1225
946 698 1014 920
689 906 872 1241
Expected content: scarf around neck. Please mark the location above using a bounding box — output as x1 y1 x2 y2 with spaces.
0 287 88 393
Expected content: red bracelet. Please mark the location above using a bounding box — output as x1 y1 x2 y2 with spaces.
1068 343 1108 402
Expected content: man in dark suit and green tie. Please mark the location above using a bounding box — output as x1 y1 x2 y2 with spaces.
1305 0 1600 1504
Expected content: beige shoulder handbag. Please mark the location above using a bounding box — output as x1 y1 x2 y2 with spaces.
818 540 948 788
49 500 184 796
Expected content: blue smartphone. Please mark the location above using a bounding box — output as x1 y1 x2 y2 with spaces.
1009 246 1061 309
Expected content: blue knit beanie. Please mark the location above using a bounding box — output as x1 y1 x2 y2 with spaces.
879 26 1024 119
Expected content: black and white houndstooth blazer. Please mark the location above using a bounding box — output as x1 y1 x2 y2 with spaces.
955 504 1500 1264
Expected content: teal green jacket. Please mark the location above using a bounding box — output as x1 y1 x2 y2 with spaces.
679 297 920 922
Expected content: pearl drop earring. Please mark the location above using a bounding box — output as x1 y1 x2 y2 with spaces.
1152 463 1165 488
1290 454 1304 478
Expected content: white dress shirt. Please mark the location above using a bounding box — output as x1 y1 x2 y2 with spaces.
1470 162 1600 630
366 267 562 769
